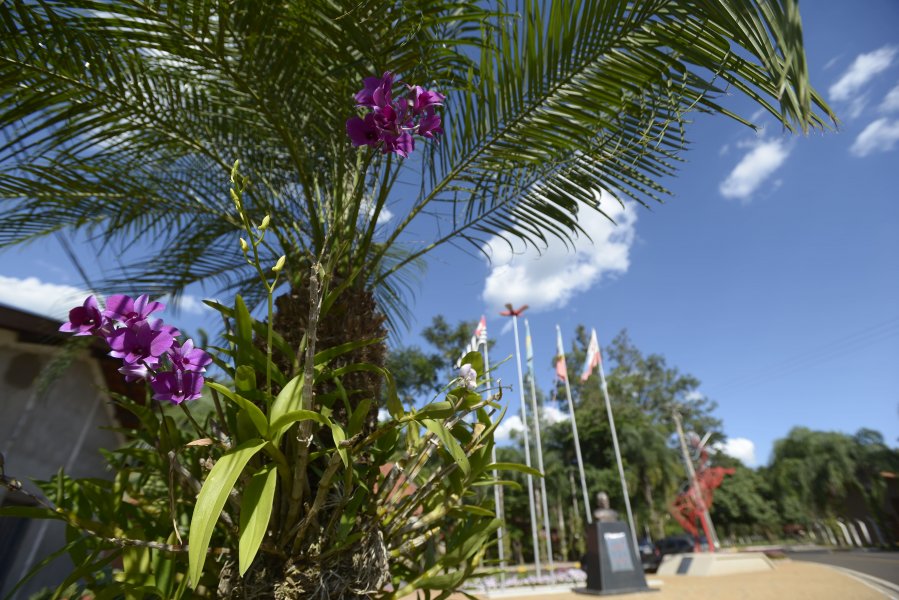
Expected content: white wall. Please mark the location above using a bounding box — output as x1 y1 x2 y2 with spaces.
0 330 121 599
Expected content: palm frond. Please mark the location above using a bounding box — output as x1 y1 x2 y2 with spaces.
374 0 835 281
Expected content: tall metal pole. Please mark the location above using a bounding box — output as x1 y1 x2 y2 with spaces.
501 305 541 578
556 325 593 526
672 408 720 552
595 331 640 553
524 319 555 579
480 331 507 584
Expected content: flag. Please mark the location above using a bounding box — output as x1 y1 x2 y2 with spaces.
456 315 488 367
475 315 487 345
554 326 568 381
524 319 535 370
580 328 601 382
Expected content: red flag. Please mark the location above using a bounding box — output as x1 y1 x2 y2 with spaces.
580 328 601 382
475 315 487 345
555 326 568 381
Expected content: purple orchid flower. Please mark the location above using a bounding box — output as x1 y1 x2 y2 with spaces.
118 362 151 383
418 111 443 139
409 85 445 115
148 318 181 339
107 321 174 365
151 370 205 404
354 72 394 108
167 339 212 373
348 73 443 157
346 113 380 148
59 295 106 336
380 132 415 158
103 294 164 326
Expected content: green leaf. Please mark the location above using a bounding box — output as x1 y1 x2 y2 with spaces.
459 504 495 517
269 409 329 443
417 570 466 591
233 295 254 366
234 365 257 394
207 382 269 439
314 337 381 365
485 462 542 478
422 419 470 477
416 401 454 419
471 479 522 491
331 422 349 468
0 505 62 520
50 549 121 600
188 438 266 588
238 464 278 576
269 373 304 435
347 398 371 437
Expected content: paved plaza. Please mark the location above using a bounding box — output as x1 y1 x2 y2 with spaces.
412 559 892 600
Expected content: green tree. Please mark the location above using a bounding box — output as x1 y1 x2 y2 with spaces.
385 345 442 406
708 452 779 540
765 426 899 533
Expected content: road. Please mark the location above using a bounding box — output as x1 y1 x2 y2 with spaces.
789 549 899 586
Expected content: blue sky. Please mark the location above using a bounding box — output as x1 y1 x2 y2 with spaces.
1 1 897 468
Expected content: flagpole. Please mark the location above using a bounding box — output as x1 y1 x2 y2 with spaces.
593 328 640 552
524 319 555 580
478 319 507 585
501 305 541 579
556 325 593 526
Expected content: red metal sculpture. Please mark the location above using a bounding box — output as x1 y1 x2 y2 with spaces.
669 434 734 552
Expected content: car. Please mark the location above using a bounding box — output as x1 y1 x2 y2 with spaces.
654 535 696 560
638 538 662 572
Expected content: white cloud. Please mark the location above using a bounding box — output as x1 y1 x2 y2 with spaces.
482 194 637 312
159 293 209 315
717 437 757 467
378 208 394 225
719 138 791 200
823 55 842 71
879 83 899 113
850 118 899 157
845 95 869 120
542 405 568 425
178 295 207 314
362 198 393 225
684 390 704 403
0 276 89 321
0 277 212 323
829 46 897 102
494 414 523 443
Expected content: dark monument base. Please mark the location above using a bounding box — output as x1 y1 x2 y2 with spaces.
574 521 654 596
572 585 653 596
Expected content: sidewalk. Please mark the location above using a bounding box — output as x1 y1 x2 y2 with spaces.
451 560 887 600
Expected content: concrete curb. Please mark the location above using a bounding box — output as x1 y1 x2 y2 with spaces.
825 565 899 600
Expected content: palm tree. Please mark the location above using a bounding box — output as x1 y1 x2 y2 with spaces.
1 0 834 596
1 0 833 328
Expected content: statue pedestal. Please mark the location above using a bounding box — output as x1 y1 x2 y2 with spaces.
574 521 652 596
656 551 774 576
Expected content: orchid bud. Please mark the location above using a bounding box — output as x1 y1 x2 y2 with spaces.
259 215 271 231
239 237 249 253
272 255 286 273
459 363 477 390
